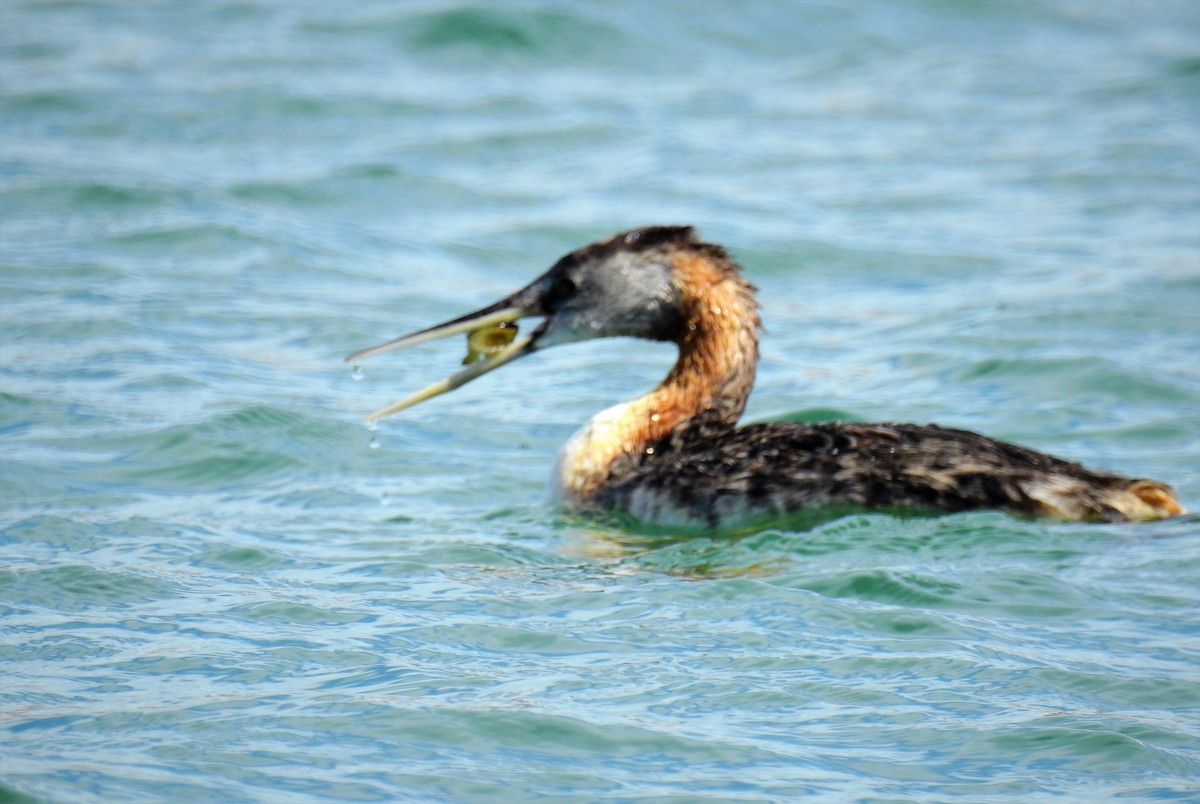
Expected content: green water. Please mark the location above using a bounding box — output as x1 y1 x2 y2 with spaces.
2 1 1199 800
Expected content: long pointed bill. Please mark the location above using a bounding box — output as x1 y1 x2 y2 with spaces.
346 280 550 422
362 332 534 422
345 306 529 364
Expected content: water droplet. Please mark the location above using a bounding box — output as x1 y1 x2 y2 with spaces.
352 362 364 381
369 436 381 449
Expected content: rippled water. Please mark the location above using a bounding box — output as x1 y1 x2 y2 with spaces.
3 1 1199 800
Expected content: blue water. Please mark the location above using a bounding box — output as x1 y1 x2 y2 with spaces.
3 1 1200 800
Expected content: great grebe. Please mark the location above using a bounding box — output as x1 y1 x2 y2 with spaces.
347 225 1183 527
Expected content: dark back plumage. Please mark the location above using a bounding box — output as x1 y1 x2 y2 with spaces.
600 421 1179 527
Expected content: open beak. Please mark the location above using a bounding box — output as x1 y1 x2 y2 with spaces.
345 281 547 422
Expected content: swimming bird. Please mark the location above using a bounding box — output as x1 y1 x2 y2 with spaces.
347 225 1184 527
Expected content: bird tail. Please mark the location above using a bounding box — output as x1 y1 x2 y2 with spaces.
1027 477 1184 522
1119 480 1186 521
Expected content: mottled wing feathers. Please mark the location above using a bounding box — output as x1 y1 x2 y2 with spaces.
598 421 1178 526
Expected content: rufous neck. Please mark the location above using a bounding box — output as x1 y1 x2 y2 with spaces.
554 250 759 506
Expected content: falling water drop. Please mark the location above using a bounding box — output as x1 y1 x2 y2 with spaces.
351 362 365 381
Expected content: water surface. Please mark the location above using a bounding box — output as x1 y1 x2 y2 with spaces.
3 1 1199 800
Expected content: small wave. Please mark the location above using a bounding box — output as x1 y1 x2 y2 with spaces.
0 561 171 611
336 7 630 65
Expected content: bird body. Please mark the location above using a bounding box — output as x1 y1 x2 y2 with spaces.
580 419 1182 527
348 226 1183 527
